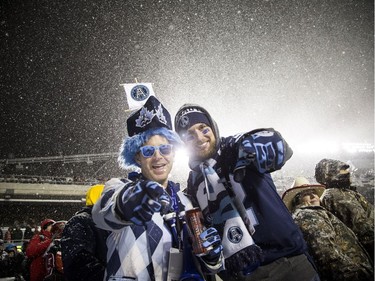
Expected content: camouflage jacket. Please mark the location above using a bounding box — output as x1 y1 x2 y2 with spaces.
321 188 374 255
293 206 373 281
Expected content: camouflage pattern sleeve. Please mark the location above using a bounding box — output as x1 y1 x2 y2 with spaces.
293 206 373 281
321 188 374 255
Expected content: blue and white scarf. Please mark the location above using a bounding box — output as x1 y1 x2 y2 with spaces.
196 159 263 273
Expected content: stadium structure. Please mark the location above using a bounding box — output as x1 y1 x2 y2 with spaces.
0 146 373 231
0 153 124 226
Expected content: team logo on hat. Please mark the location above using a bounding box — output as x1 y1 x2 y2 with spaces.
179 115 190 128
131 85 150 101
176 107 206 130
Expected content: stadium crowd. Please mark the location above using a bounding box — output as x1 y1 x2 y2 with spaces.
0 163 373 280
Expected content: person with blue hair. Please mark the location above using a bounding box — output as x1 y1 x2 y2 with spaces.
92 96 224 281
119 126 181 168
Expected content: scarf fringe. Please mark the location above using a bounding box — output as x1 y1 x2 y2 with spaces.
224 244 264 273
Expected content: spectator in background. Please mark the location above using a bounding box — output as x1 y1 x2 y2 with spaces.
61 184 109 281
12 223 24 242
4 226 13 243
23 222 34 240
315 158 374 263
282 177 373 281
26 218 56 281
0 239 5 258
5 243 26 281
44 221 67 281
0 225 3 240
21 240 31 281
0 239 9 278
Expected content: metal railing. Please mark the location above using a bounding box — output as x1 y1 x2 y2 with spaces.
0 152 118 165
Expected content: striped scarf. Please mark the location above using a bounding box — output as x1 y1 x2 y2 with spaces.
197 158 263 273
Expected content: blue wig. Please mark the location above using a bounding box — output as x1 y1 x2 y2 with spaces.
118 127 182 169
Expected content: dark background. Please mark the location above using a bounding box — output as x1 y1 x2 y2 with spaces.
1 0 373 179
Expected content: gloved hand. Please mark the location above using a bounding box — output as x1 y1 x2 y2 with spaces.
117 180 171 225
198 227 223 265
234 129 293 182
233 138 256 182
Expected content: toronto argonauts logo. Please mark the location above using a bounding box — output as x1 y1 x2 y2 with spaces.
227 226 243 243
179 115 190 128
177 107 204 129
131 85 150 101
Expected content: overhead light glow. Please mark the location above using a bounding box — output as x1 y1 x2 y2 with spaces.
291 140 374 155
170 146 190 180
342 143 374 153
292 140 340 155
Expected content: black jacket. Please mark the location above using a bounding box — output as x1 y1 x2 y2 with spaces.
61 206 109 281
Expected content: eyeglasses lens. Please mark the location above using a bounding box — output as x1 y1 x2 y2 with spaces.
140 144 173 158
159 145 172 155
142 146 156 157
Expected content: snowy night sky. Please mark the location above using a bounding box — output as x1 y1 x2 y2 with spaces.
1 0 373 174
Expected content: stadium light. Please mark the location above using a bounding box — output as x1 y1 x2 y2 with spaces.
342 142 374 153
292 140 340 155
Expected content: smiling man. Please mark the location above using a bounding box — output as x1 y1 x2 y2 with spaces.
174 103 319 281
92 96 224 281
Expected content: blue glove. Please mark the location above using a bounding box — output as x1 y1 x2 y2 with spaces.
234 129 293 182
117 180 171 225
199 227 223 265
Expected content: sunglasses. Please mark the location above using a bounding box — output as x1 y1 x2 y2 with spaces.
139 144 174 158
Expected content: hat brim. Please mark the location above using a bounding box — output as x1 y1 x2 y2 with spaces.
282 185 325 212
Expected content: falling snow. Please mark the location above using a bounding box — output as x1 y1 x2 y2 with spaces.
0 0 373 173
